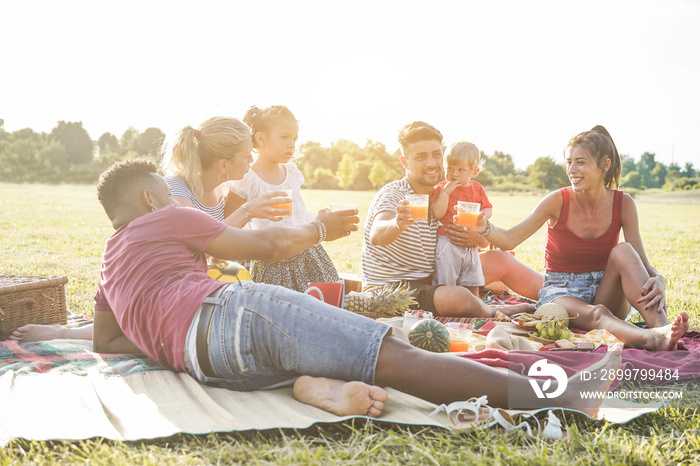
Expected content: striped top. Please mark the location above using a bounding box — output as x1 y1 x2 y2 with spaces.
361 178 438 286
165 176 226 221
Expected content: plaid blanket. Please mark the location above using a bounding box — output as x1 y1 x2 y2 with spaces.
0 339 166 376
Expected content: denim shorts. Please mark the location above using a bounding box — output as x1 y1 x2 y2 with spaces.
536 271 605 308
183 281 391 391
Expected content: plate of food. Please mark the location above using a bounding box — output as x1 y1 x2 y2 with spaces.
528 332 559 344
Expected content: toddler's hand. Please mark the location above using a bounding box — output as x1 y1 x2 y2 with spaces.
443 179 463 195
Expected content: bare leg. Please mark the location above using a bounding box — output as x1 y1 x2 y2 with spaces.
465 285 479 297
558 297 689 350
374 334 622 417
293 376 388 417
433 284 534 318
595 242 668 327
480 250 543 301
9 323 93 342
491 302 536 316
433 285 494 318
462 285 534 316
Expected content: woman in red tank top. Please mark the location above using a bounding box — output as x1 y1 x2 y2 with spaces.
475 125 688 351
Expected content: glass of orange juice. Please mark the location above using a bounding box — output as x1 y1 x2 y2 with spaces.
330 202 357 231
456 201 480 227
406 194 429 220
273 189 293 217
447 324 472 352
330 202 356 211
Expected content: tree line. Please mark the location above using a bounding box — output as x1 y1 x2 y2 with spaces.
0 119 697 192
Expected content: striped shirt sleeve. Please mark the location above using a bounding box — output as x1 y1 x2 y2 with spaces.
361 179 438 286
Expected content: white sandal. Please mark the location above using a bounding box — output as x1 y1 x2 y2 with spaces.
429 395 495 430
493 409 566 439
493 409 534 437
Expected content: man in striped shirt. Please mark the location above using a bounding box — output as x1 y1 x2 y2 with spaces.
361 122 541 318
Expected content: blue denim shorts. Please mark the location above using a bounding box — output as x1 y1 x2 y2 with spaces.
184 281 391 391
536 271 605 308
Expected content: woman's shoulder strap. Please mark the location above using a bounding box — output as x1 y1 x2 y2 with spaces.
557 187 570 223
612 189 624 225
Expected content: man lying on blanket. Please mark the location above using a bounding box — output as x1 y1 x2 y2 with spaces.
25 158 687 419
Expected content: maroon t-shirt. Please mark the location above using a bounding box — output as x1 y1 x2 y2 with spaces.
94 205 227 371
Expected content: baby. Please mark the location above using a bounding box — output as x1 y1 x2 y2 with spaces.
430 142 492 295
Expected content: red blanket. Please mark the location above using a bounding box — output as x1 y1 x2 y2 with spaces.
460 331 700 388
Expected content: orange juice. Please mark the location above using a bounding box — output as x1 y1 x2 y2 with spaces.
456 211 479 227
273 201 292 217
409 205 428 220
449 339 470 352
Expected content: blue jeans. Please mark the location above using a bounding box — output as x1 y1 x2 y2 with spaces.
185 281 391 391
536 271 605 308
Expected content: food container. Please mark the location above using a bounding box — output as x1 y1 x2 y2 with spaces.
402 310 433 334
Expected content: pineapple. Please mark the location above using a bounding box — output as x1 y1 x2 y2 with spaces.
343 292 375 315
343 282 417 318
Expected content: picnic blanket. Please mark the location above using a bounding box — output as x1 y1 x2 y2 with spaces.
0 338 448 447
0 300 686 446
0 335 676 446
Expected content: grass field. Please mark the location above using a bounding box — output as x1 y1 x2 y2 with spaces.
1 183 699 464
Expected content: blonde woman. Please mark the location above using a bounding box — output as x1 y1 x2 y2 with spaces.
160 116 290 227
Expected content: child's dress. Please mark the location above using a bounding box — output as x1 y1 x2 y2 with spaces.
226 163 339 292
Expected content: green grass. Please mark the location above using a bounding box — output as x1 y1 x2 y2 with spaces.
1 184 699 464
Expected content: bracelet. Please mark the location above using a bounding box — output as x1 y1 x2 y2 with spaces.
478 218 494 237
311 219 326 244
242 204 252 222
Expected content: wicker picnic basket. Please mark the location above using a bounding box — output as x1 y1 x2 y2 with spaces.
0 275 68 338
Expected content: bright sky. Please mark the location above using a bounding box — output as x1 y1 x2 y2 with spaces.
1 0 698 169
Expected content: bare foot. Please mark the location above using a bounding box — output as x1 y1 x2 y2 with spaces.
562 343 623 417
293 376 389 417
9 324 64 342
493 303 536 316
644 312 690 351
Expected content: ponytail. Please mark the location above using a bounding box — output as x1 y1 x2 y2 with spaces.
160 117 251 198
243 105 296 148
161 126 205 197
590 125 621 189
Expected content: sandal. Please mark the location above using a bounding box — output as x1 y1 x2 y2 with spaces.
493 409 534 437
429 395 495 430
493 409 567 440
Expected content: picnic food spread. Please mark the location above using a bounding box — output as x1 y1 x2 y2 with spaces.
512 313 574 342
